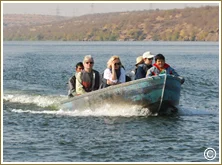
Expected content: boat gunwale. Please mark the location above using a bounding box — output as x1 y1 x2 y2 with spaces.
61 74 181 104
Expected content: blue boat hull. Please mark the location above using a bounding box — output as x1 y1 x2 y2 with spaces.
61 74 182 115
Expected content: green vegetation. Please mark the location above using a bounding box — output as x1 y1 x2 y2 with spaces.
3 6 219 41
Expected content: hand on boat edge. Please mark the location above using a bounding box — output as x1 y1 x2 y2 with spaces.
178 76 185 84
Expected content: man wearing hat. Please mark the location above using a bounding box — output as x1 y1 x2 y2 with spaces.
135 51 155 80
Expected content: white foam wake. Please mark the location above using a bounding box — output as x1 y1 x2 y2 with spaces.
10 103 155 117
3 94 66 108
4 94 218 117
10 106 218 117
4 94 154 117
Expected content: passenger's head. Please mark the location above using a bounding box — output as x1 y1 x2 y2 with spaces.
83 55 94 71
135 56 143 67
155 54 165 68
107 55 123 70
143 51 155 65
75 62 84 73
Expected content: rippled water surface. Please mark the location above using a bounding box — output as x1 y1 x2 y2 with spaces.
3 41 220 162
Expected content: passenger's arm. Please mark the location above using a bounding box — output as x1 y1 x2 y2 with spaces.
111 63 117 81
75 72 86 95
68 76 75 90
68 77 75 96
146 67 154 77
171 68 179 77
95 72 100 90
104 68 118 85
118 68 126 83
170 67 185 84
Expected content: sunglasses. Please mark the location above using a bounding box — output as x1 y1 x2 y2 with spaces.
85 62 94 64
148 58 153 61
114 63 121 66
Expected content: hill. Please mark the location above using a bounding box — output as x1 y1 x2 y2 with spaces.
3 14 70 27
3 6 219 41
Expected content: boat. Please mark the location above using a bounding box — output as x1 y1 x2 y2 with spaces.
61 74 183 115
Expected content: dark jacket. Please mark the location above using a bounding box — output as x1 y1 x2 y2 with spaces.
68 74 76 97
135 63 152 80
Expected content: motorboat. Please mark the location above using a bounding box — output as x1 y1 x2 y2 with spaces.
61 74 183 115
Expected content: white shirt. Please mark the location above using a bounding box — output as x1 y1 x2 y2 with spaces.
103 67 126 83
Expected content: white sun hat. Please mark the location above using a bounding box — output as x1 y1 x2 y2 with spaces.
135 56 143 66
142 51 155 59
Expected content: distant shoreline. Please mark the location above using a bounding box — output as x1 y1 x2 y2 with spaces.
3 6 219 42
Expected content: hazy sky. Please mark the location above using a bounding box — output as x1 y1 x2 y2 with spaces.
3 1 220 17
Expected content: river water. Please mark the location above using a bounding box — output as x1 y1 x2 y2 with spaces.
2 41 220 162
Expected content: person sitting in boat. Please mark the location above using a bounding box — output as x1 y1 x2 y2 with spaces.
128 56 143 80
68 62 84 98
146 54 185 84
76 55 100 95
132 56 144 80
101 55 126 88
135 51 155 80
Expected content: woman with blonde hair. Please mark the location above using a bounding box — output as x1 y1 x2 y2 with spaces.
102 55 126 87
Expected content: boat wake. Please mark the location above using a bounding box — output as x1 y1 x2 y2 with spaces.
3 93 156 116
3 93 66 109
9 104 155 117
3 94 218 117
